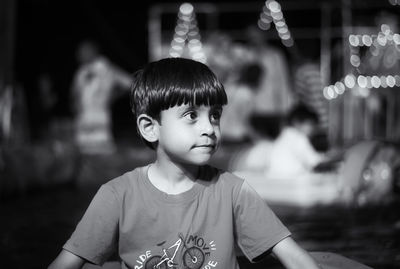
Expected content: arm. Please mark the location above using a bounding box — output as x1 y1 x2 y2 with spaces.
272 237 321 269
48 249 86 269
49 185 120 269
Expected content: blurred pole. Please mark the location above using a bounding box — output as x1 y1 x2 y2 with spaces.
364 94 371 140
320 3 331 87
396 92 400 141
386 89 394 140
148 6 162 61
0 0 16 88
341 0 352 146
320 2 332 146
341 0 352 75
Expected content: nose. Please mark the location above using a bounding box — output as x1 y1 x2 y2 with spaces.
200 117 215 136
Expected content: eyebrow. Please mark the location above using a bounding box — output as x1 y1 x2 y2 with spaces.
176 103 223 112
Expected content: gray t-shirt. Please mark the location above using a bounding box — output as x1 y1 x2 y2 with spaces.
64 165 290 269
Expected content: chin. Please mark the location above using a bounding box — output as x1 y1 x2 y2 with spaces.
192 158 211 166
188 154 213 166
195 160 211 166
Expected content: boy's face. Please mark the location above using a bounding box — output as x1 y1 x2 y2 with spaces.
156 104 223 166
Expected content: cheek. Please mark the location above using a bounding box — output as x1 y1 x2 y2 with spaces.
161 125 193 145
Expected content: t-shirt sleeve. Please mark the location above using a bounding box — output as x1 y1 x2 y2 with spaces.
233 180 291 262
63 184 120 265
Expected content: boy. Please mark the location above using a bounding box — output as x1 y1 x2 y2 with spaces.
48 58 320 269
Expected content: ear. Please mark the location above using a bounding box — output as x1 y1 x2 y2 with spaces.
137 114 160 144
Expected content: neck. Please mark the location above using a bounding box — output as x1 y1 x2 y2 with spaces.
148 153 200 195
154 159 199 182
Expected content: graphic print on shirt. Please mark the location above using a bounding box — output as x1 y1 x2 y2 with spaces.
134 233 218 269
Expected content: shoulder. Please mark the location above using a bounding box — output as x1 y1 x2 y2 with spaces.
201 165 243 182
218 169 246 185
202 165 245 196
102 165 148 196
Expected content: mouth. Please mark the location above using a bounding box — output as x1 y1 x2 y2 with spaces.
195 144 216 149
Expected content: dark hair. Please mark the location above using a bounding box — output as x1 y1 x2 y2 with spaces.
287 104 319 126
130 58 227 147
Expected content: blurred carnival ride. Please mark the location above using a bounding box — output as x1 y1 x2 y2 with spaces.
212 139 400 208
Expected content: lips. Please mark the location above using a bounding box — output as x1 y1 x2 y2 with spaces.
195 144 216 149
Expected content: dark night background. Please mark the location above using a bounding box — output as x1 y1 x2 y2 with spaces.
12 0 396 141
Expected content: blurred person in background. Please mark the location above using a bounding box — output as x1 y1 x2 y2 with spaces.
71 40 131 155
266 104 324 179
232 104 346 206
246 26 295 134
220 62 264 146
232 104 324 177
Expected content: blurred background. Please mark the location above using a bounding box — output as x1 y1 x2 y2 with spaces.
1 0 400 268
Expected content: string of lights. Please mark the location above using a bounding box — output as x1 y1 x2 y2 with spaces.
324 23 400 100
349 24 400 68
257 0 294 47
323 74 400 100
169 2 207 63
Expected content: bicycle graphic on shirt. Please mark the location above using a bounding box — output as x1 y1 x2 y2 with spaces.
145 234 205 269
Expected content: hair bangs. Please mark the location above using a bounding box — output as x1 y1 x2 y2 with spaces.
158 76 227 111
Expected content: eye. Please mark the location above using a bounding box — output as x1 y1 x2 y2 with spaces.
184 111 197 121
210 109 222 122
